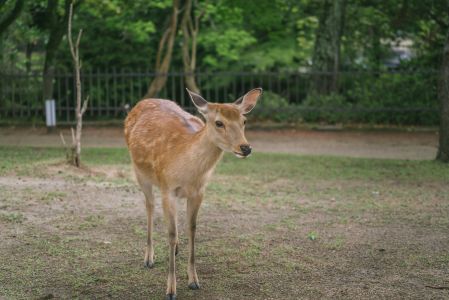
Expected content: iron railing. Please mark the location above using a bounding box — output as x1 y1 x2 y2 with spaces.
0 70 440 125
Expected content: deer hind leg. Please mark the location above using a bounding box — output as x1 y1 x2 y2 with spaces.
135 172 155 268
162 190 178 299
187 194 203 290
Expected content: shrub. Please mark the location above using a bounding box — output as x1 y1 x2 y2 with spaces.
300 93 352 124
252 91 294 122
345 72 439 125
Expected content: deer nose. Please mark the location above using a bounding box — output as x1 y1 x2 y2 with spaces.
240 144 252 156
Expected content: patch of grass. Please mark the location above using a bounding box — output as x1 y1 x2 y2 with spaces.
133 225 146 238
0 147 63 175
1 146 449 183
307 231 318 241
40 191 67 203
0 146 130 175
0 211 25 223
79 215 106 230
325 235 346 250
220 152 449 183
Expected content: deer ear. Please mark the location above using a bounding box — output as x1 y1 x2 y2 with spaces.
186 88 208 115
235 88 262 114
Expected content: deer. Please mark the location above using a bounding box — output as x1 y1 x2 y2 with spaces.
124 88 262 299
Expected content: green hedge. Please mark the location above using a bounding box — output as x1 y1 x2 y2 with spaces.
251 72 439 125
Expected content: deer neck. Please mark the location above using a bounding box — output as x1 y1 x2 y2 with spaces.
188 126 223 174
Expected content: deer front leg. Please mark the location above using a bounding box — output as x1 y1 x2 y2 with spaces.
187 194 203 290
162 191 178 300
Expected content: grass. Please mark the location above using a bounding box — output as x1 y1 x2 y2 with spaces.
0 146 449 299
1 145 448 181
0 211 25 223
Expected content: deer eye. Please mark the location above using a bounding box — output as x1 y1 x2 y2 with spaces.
215 120 224 128
243 120 247 125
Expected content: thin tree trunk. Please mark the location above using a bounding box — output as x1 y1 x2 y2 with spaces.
66 2 88 168
181 0 205 93
437 29 449 162
311 0 346 95
145 0 179 98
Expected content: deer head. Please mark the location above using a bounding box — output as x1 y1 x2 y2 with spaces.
186 88 263 158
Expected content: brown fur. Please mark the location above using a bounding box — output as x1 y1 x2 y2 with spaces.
124 88 262 298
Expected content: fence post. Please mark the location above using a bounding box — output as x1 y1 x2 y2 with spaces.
45 99 56 132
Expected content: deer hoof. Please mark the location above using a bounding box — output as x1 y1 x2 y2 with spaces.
188 282 200 290
165 293 176 300
144 260 154 268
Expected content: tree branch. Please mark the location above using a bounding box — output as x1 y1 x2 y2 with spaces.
67 3 76 61
81 96 89 115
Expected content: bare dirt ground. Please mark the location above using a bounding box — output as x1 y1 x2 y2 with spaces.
0 126 439 160
0 128 447 299
1 151 448 299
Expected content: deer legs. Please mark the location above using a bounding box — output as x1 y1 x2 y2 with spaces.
187 195 203 290
144 193 155 268
162 191 178 300
139 183 202 299
136 174 155 268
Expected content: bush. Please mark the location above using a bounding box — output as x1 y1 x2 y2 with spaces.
252 91 294 122
345 72 439 125
300 93 352 124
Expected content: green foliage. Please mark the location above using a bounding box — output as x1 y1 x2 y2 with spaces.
301 93 351 124
1 0 448 72
297 71 439 125
346 72 439 125
200 28 256 68
241 38 299 71
251 91 293 122
68 0 168 69
296 16 319 63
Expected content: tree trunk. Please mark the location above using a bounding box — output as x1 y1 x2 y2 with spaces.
437 30 449 162
145 0 179 98
42 0 72 101
43 46 57 100
311 0 346 94
181 0 204 93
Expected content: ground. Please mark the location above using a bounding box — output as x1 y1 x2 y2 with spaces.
0 129 448 299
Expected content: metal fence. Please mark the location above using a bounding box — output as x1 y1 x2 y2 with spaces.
0 69 440 125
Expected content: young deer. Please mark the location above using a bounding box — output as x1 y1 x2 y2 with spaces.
124 88 262 299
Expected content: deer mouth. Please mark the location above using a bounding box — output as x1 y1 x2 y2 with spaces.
233 152 248 158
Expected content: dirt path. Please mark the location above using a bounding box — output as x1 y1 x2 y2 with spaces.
0 126 439 160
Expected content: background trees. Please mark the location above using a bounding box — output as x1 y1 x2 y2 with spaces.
0 0 448 161
2 0 447 74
